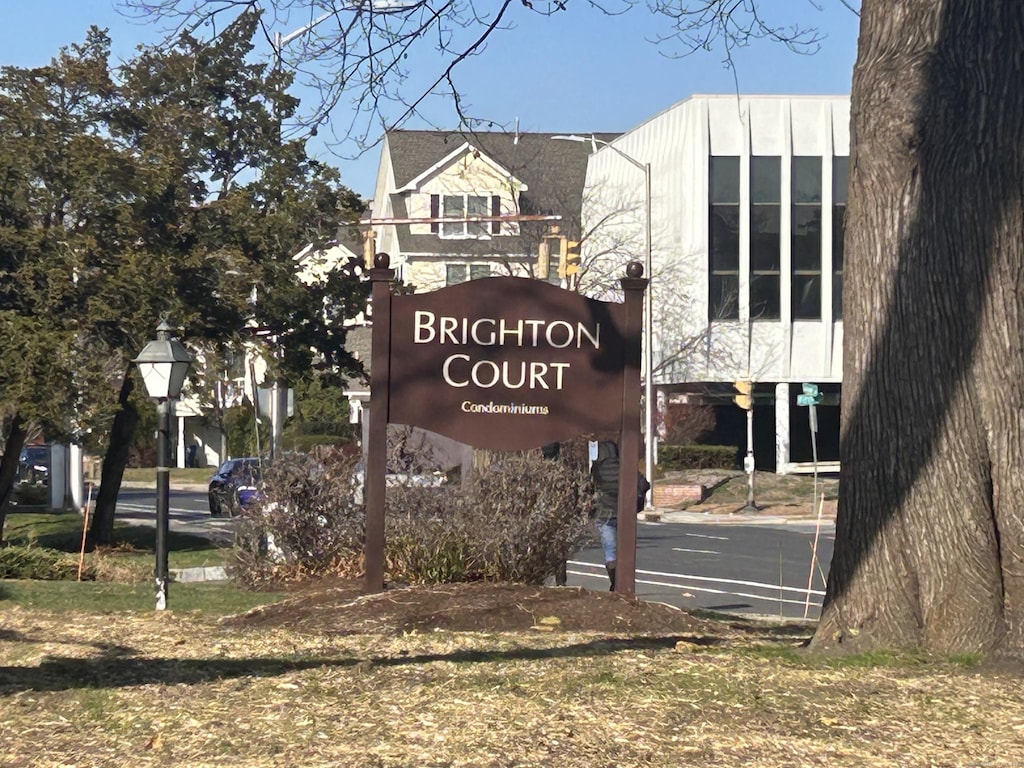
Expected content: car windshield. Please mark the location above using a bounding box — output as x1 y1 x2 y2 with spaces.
218 459 259 477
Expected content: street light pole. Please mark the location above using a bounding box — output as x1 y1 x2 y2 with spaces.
155 399 171 609
552 135 655 508
133 321 193 611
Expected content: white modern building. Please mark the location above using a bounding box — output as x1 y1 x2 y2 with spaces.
579 94 849 472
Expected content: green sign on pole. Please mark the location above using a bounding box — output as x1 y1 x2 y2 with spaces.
796 382 822 407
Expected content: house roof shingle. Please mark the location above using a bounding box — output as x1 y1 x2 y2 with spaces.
384 129 620 257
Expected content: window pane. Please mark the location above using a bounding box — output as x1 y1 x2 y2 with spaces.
709 274 739 320
442 195 465 236
832 271 843 321
750 274 780 320
468 195 488 236
792 156 822 204
445 264 467 285
469 263 490 280
710 156 740 203
751 156 780 203
833 204 846 272
792 274 821 319
792 206 822 272
710 205 740 271
751 206 780 272
833 156 850 205
490 195 501 235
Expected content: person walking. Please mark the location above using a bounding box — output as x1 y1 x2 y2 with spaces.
590 440 650 591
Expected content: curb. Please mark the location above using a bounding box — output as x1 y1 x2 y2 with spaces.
171 566 231 583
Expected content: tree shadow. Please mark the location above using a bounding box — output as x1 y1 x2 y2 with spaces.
0 634 725 694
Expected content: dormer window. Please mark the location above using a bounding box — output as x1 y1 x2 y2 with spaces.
431 194 502 237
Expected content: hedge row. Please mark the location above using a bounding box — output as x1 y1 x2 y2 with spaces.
658 444 737 471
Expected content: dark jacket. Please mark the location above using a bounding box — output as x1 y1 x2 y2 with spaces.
591 441 650 520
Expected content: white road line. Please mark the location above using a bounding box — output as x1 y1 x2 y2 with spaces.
671 547 720 555
566 560 825 598
684 532 729 541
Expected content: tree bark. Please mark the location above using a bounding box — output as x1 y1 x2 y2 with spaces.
814 0 1024 655
0 414 29 544
90 370 140 547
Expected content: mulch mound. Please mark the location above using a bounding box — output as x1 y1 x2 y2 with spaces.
229 580 717 637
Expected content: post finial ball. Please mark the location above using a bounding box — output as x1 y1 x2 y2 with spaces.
626 261 644 279
374 252 390 269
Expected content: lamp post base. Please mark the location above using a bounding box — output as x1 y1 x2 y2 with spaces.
155 576 168 611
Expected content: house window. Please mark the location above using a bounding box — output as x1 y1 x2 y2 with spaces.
792 156 822 320
445 263 491 286
709 156 740 320
750 156 781 320
430 194 499 237
833 156 849 321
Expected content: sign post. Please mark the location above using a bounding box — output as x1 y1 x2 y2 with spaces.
365 253 395 594
615 263 647 595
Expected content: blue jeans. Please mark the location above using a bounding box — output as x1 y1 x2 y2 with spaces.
596 518 617 564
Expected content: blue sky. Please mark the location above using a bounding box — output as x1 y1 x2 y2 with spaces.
0 1 860 198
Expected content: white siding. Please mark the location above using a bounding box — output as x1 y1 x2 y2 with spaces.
579 94 850 388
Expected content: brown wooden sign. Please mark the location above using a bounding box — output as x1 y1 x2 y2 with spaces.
388 277 629 450
363 253 647 598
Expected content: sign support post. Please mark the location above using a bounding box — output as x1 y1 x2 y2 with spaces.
616 262 649 596
365 253 395 594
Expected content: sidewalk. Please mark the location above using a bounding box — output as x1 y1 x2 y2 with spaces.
645 498 836 526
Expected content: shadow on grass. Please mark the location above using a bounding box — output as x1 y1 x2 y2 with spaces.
0 635 714 694
5 510 224 556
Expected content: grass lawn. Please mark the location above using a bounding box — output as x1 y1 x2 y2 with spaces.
3 510 234 578
0 578 285 613
1 590 1019 768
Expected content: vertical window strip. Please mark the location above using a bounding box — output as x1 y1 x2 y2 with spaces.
791 156 822 320
709 155 741 321
750 156 781 320
832 156 849 321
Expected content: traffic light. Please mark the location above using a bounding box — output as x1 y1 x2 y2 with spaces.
564 240 581 277
733 380 753 410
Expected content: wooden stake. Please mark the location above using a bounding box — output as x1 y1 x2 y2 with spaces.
803 492 826 619
77 483 93 581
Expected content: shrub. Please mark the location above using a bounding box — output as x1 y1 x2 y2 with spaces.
13 484 48 506
663 402 717 445
0 545 91 580
234 448 596 587
233 450 365 586
659 444 738 470
461 452 594 584
387 486 476 583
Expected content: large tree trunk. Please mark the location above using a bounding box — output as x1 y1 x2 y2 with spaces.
0 414 29 544
90 370 140 547
813 1 1024 655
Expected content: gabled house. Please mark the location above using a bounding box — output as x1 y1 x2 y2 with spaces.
368 129 618 290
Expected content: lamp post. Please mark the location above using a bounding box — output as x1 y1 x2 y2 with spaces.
133 321 193 610
552 134 655 508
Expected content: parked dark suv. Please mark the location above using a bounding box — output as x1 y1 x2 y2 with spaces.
208 458 261 517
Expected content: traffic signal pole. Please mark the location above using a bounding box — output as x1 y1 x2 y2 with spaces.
733 380 759 513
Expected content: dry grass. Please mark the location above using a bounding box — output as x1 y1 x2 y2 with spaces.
2 581 1024 767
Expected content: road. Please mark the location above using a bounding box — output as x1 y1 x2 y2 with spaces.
567 519 833 620
116 487 833 619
